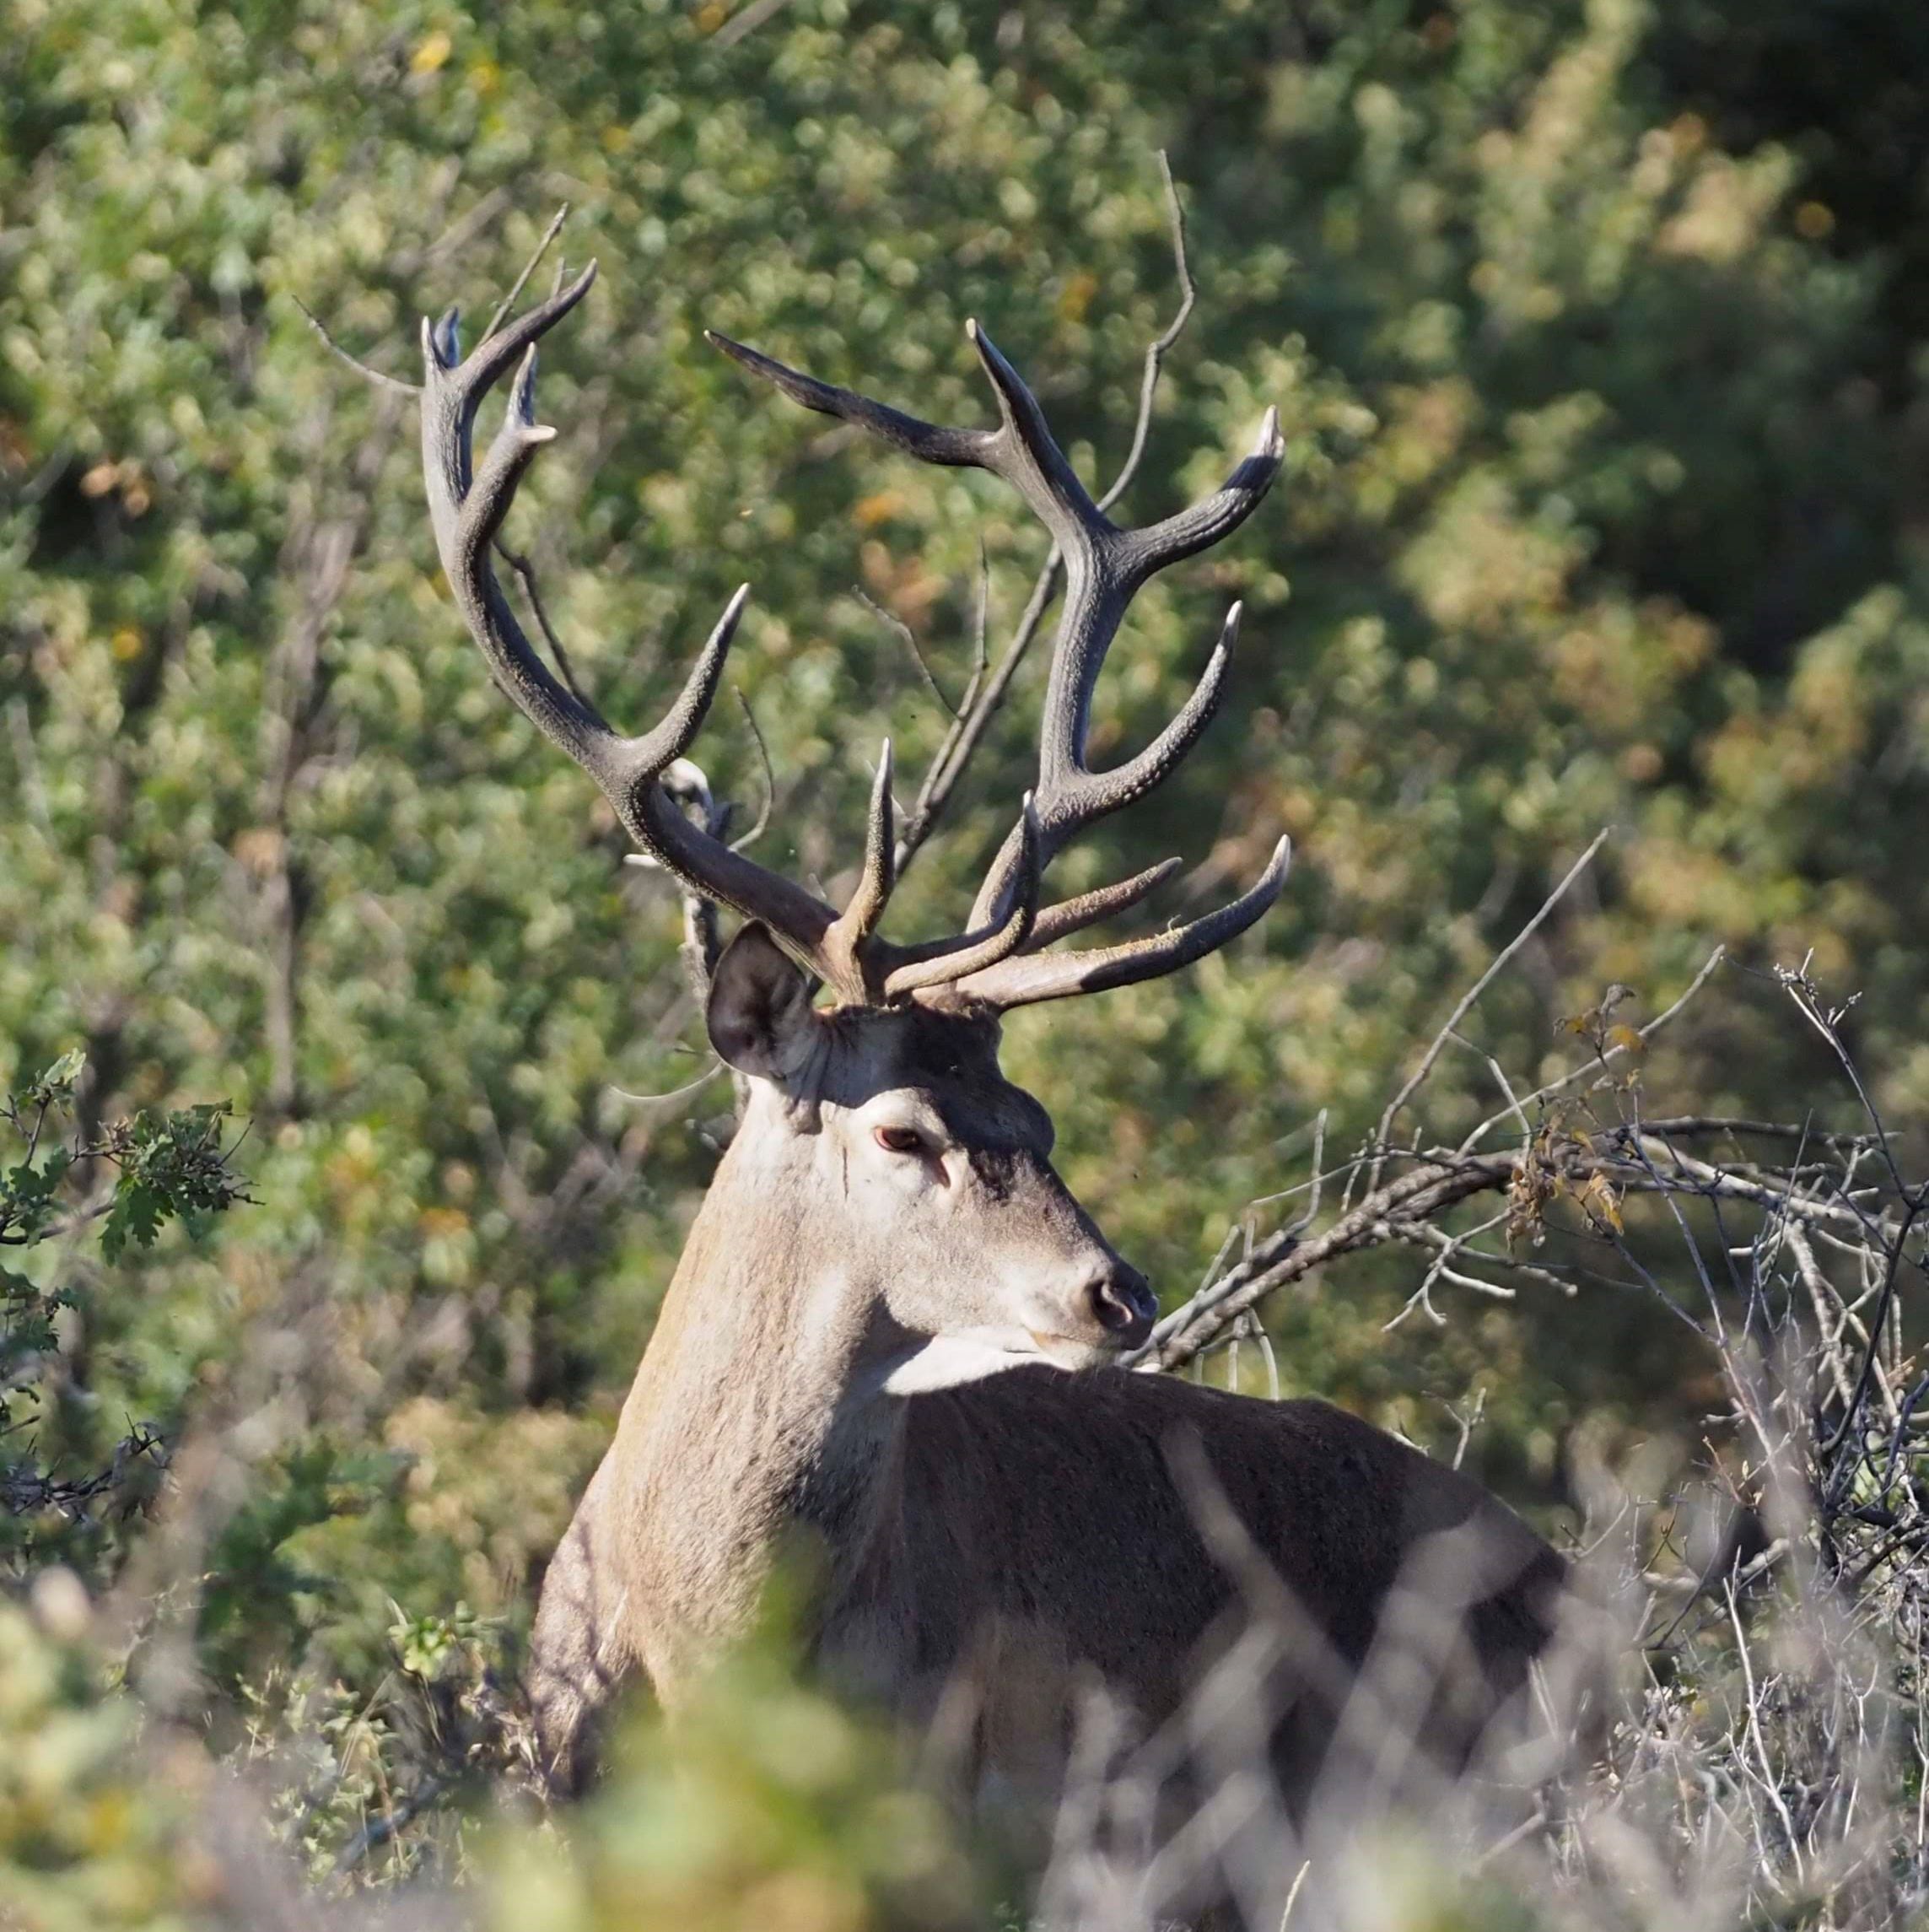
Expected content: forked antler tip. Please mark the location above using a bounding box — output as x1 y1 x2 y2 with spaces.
418 256 597 386
545 256 601 304
551 256 600 321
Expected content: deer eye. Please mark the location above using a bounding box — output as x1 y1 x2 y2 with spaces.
874 1124 929 1158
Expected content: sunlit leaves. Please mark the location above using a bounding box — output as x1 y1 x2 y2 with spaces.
3 0 1926 1694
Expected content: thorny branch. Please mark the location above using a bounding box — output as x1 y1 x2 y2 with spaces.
1133 859 1916 1406
1102 866 1929 1919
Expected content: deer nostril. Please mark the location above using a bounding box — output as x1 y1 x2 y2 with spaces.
1087 1265 1155 1343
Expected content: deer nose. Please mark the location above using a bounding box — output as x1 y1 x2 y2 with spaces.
1086 1261 1156 1346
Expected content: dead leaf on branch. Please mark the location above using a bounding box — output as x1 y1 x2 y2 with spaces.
1577 1171 1625 1234
1506 1102 1624 1248
1506 1124 1562 1249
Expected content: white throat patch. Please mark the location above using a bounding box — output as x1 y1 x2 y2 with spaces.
880 1328 1055 1395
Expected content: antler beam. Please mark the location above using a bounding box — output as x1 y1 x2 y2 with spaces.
406 225 1287 1018
419 267 858 978
709 318 1291 1010
416 265 1048 1006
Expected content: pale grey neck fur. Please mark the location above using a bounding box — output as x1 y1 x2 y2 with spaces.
614 1086 905 1692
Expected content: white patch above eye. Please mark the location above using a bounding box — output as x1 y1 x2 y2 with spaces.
880 1328 1051 1395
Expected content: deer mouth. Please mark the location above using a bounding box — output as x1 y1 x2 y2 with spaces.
1026 1330 1126 1370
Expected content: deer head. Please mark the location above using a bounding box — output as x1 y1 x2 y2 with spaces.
701 921 1154 1390
415 254 1289 1387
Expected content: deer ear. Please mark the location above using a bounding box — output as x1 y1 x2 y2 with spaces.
707 922 817 1080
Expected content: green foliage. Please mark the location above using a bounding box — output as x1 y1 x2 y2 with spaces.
0 1595 203 1932
2 1054 241 1282
0 1579 986 1928
197 1438 403 1687
0 1053 245 1576
488 1634 985 1932
233 1597 527 1886
3 0 1929 1918
93 1103 237 1264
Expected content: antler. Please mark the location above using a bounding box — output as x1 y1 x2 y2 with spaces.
708 319 1292 1010
417 262 1043 1006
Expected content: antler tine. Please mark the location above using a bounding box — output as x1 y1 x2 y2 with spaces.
709 323 1284 947
965 599 1245 930
1019 856 1183 953
419 263 846 985
707 320 1109 559
881 799 1042 1001
703 332 993 470
1117 406 1285 581
950 837 1292 1011
820 739 898 996
847 737 897 936
962 320 1107 553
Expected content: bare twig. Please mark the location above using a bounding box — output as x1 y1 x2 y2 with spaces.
729 687 775 853
1459 942 1726 1155
854 586 957 717
1374 828 1612 1188
497 541 590 706
292 298 421 397
711 0 795 49
332 1775 449 1876
1134 1151 1518 1373
482 203 570 343
1093 151 1196 519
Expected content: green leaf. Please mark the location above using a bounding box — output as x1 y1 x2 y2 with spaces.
100 1179 164 1265
38 1049 86 1091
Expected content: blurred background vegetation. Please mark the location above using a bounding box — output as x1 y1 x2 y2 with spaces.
3 0 1928 1919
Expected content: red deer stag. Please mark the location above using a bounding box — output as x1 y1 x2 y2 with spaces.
408 256 1563 1836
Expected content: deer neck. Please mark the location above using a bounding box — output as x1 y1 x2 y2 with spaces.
616 1112 905 1676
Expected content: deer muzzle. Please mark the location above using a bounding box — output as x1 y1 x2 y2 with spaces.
1027 1259 1155 1360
